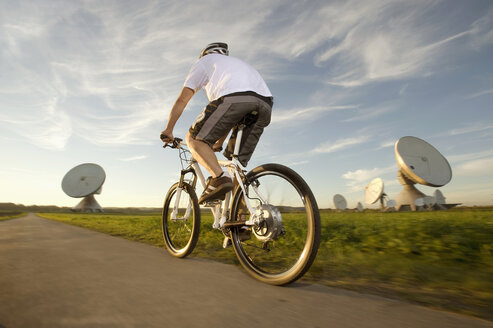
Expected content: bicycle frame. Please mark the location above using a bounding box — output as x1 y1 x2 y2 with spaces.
170 126 266 230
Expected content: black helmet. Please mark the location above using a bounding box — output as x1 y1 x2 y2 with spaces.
199 42 229 58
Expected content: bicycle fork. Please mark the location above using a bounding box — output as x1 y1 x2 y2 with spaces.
171 168 196 222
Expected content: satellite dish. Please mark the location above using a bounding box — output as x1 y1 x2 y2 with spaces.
333 194 347 210
423 196 436 207
364 177 386 209
384 199 396 212
62 163 106 212
356 202 364 212
386 199 396 208
415 198 425 207
395 136 452 187
434 189 446 205
394 136 452 211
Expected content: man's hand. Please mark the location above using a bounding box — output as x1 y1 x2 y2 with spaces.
160 129 174 147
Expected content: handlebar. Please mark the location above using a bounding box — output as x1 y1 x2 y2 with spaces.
160 133 183 149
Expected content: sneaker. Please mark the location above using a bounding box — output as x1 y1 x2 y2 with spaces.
198 173 234 204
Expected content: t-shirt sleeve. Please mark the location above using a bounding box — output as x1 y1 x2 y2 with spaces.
183 60 208 93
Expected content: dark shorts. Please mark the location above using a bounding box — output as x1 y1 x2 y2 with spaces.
189 91 273 167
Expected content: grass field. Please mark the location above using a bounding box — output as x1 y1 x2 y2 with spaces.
0 212 25 220
38 208 493 320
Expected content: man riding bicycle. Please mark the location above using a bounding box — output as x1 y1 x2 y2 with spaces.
161 42 273 205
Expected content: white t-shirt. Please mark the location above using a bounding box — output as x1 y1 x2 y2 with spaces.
184 54 272 102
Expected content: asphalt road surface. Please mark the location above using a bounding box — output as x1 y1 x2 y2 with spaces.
1 213 492 328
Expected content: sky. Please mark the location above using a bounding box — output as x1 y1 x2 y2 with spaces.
1 0 493 209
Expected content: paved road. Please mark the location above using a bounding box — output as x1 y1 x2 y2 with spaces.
1 213 492 328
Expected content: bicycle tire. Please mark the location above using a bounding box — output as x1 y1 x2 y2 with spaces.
230 163 320 285
162 182 200 258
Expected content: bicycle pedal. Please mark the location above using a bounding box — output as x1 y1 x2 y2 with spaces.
222 237 232 248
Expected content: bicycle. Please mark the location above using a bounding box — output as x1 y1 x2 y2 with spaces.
160 118 321 285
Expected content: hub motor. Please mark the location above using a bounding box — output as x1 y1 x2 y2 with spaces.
252 204 285 242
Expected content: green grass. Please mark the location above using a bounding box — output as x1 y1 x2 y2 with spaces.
38 209 493 321
0 212 25 221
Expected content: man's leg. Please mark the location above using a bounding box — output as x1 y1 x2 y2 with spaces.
186 132 233 204
185 132 223 178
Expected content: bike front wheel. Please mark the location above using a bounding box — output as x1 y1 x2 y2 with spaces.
230 163 320 285
162 182 200 258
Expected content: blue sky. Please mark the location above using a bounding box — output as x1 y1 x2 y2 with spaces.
1 0 493 209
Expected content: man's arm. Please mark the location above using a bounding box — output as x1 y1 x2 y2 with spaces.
160 87 194 144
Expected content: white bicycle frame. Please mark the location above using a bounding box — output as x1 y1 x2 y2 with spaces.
170 127 268 230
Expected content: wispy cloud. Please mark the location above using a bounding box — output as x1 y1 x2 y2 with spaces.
0 95 72 150
286 160 309 167
399 84 409 96
435 123 493 137
465 88 493 99
310 1 493 88
119 155 148 162
342 104 396 122
1 0 492 152
447 149 493 164
454 157 493 176
342 165 396 192
325 28 472 87
377 140 395 150
312 136 369 154
271 105 357 125
469 7 493 48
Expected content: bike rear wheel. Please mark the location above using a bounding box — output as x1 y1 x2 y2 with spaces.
162 182 200 258
230 163 320 285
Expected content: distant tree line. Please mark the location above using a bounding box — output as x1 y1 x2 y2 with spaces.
0 203 162 214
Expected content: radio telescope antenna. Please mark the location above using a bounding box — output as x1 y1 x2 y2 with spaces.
62 163 106 212
364 178 386 209
394 136 452 211
333 194 347 211
434 189 446 204
386 199 396 211
414 198 425 207
356 202 364 212
434 189 447 209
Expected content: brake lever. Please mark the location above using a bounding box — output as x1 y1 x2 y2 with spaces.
160 134 182 149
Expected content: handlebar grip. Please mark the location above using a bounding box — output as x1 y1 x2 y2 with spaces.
160 134 183 149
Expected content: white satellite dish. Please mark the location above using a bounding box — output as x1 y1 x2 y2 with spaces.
414 196 435 210
385 199 396 212
394 136 452 211
386 199 396 208
333 194 347 210
434 189 446 205
62 163 106 212
364 177 386 209
423 196 436 207
356 202 364 212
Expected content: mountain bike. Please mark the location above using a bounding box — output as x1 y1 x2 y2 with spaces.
160 119 320 285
